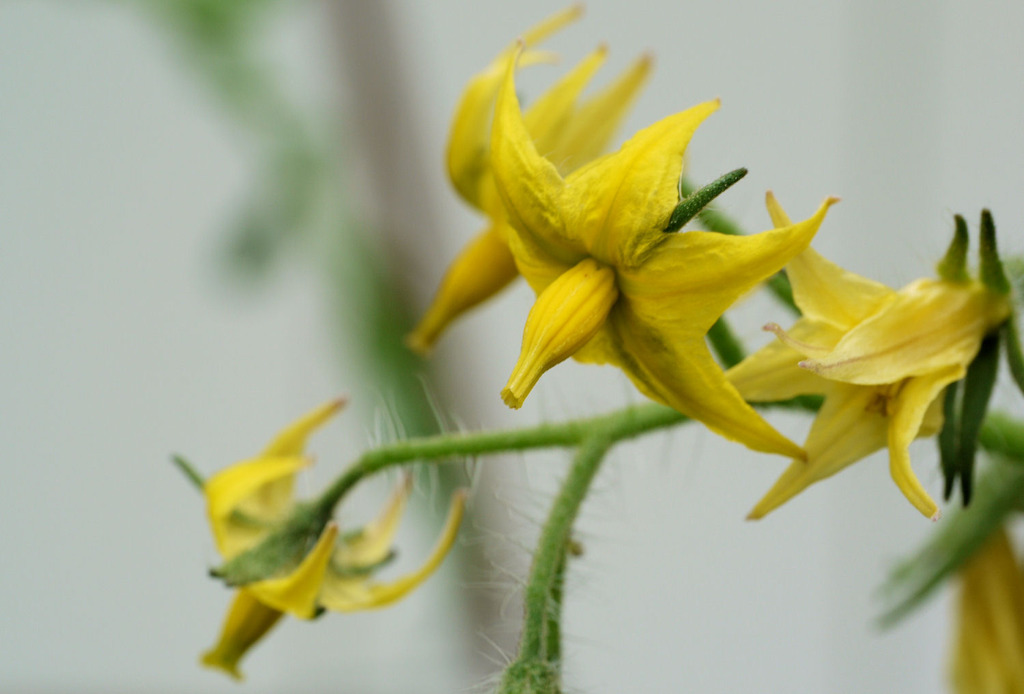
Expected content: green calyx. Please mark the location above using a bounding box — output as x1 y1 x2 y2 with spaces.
211 501 331 586
936 214 969 282
979 209 1011 294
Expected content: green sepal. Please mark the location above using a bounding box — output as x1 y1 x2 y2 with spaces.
938 381 961 501
979 209 1011 294
1002 314 1024 397
211 501 331 586
171 454 205 491
877 456 1024 628
935 214 969 283
664 168 747 233
957 333 1001 504
329 549 397 578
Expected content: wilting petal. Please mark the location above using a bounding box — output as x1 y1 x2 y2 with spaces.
747 382 889 519
564 100 720 265
248 524 339 619
887 365 963 519
951 528 1024 694
727 319 840 402
407 224 519 355
200 589 284 681
765 193 893 330
550 53 653 173
802 278 1010 385
205 456 309 559
335 476 412 568
262 399 345 457
320 490 467 612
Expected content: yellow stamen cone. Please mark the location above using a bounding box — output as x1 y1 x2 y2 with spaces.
200 589 284 681
502 258 618 408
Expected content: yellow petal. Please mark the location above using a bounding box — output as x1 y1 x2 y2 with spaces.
320 490 467 612
503 258 618 408
406 224 519 354
335 476 412 568
802 279 1010 385
617 197 838 337
200 589 284 681
609 310 804 458
952 529 1024 693
446 5 581 208
563 100 720 265
764 192 893 329
491 46 582 266
550 53 653 173
261 399 345 458
248 524 338 619
748 382 889 519
524 46 608 165
727 319 839 401
205 456 309 559
887 365 964 519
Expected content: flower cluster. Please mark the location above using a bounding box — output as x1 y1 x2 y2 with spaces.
199 400 466 680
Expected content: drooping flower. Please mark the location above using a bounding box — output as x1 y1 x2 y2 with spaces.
950 528 1024 693
727 194 1012 519
200 400 466 680
407 5 652 354
489 48 836 458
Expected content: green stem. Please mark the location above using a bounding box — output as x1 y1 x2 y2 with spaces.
707 317 746 368
520 435 612 663
315 403 687 514
978 412 1024 462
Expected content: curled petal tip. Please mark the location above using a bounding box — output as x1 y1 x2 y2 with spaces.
825 195 841 206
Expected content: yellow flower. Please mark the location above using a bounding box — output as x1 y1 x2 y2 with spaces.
407 5 652 354
489 48 836 458
200 400 466 680
727 194 1012 519
950 528 1024 693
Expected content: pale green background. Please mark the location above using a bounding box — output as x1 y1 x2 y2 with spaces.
2 1 1023 692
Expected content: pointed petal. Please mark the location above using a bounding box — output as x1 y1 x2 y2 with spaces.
407 224 519 354
802 279 1010 385
262 399 345 457
446 5 581 208
887 366 963 519
727 319 839 401
524 46 608 165
617 198 837 337
320 490 467 612
205 456 309 559
335 476 412 568
491 47 583 266
200 589 284 681
563 100 720 264
248 524 338 619
609 307 804 457
748 382 889 518
550 53 653 173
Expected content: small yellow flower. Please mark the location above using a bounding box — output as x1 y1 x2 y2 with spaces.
490 48 837 458
950 528 1024 693
200 400 466 680
727 194 1012 519
407 5 652 354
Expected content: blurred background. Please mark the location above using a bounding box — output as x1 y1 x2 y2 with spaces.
2 1 1023 692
